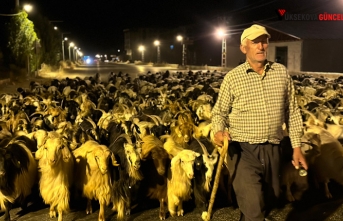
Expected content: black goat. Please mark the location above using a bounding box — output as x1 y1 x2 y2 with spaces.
0 135 38 221
186 136 218 217
109 134 143 220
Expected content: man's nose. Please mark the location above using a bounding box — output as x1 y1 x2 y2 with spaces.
257 42 264 49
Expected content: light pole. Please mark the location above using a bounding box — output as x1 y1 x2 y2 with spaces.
138 45 145 62
73 46 77 62
62 36 68 61
216 28 227 67
68 42 74 61
75 47 81 62
154 40 160 63
177 35 186 66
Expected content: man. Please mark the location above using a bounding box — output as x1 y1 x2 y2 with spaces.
211 24 308 221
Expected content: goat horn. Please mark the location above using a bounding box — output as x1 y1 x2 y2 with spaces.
301 108 318 121
165 98 173 104
211 147 219 156
30 111 46 117
86 117 97 129
143 114 159 126
173 110 184 119
113 133 133 145
151 114 163 125
193 137 209 156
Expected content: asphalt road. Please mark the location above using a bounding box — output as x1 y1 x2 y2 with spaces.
2 63 343 221
3 182 343 221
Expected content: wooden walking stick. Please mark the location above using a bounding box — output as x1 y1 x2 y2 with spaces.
204 138 229 221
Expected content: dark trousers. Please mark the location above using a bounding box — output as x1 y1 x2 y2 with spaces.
232 142 281 221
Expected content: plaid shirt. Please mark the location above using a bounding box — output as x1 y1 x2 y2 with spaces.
211 61 303 148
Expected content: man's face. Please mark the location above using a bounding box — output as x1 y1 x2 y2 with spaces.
240 35 269 64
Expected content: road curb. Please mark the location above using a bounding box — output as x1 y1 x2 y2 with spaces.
0 78 11 85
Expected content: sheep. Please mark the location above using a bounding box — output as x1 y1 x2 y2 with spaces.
167 149 200 217
35 131 74 221
73 140 119 221
0 135 38 221
138 135 170 220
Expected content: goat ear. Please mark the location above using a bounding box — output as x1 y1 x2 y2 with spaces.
62 146 71 162
111 152 120 166
171 155 180 168
175 126 182 137
35 146 44 160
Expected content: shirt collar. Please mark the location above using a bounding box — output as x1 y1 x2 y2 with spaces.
245 60 274 74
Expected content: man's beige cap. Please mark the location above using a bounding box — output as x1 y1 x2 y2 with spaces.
241 24 271 43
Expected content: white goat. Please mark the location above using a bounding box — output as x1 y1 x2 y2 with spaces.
73 140 119 221
167 149 200 217
35 131 74 221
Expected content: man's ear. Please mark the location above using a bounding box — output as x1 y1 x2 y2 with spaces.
240 44 247 54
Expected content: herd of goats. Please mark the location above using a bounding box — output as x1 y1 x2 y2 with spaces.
0 69 343 221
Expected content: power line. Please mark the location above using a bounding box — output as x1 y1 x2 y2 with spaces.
227 0 278 15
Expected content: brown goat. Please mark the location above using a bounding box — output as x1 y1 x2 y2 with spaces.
139 135 170 220
280 133 321 202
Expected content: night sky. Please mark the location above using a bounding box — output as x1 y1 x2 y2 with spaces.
25 0 342 56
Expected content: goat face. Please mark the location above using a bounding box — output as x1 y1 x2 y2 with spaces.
124 143 141 170
41 137 67 166
94 149 111 174
202 153 218 191
181 158 197 179
172 150 201 179
174 123 194 143
151 148 169 175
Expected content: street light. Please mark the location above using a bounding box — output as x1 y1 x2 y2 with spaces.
68 42 74 61
138 45 145 62
176 35 186 66
23 4 33 13
62 37 68 61
216 28 227 67
154 40 160 63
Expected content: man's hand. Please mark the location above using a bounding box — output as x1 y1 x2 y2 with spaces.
292 147 308 170
213 131 230 147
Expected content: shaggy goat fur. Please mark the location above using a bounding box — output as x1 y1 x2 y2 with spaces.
139 135 170 220
73 140 119 221
0 136 37 221
35 131 74 221
160 135 184 158
110 134 143 220
167 149 200 217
